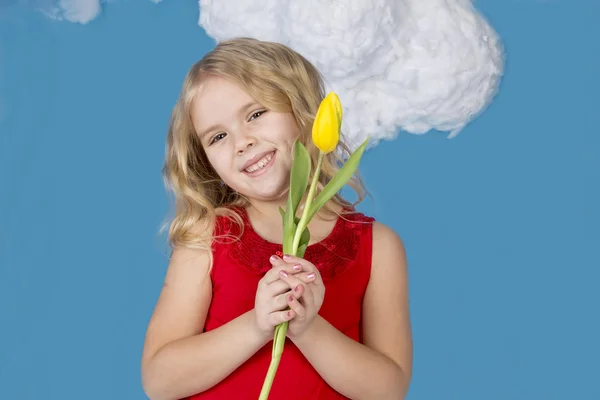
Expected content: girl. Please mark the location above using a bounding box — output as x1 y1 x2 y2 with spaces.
141 38 412 400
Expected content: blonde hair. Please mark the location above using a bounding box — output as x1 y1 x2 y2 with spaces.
161 37 367 253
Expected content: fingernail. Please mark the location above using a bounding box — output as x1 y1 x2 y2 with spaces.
280 270 288 278
288 295 294 302
269 255 278 263
292 264 302 272
307 273 316 280
282 254 292 261
294 284 302 292
287 311 292 318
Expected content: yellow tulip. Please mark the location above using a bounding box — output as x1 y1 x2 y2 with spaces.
312 92 342 153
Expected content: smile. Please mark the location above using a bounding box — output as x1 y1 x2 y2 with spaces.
244 151 275 175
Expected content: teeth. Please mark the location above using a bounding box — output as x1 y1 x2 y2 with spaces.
245 152 273 173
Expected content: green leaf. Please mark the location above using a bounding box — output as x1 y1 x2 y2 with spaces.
283 196 297 253
296 227 310 258
279 206 294 253
297 244 308 258
284 141 311 254
272 323 281 352
289 141 311 213
300 227 310 248
306 137 369 222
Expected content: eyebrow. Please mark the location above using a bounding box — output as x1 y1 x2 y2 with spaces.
199 124 220 141
238 101 259 118
198 101 259 141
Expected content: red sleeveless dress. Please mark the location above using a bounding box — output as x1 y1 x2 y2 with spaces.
186 207 375 400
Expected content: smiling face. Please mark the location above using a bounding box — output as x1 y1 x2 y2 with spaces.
191 75 300 203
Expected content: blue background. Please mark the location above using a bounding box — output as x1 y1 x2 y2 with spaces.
1 1 598 399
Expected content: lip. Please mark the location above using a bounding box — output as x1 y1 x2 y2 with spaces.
240 150 276 172
242 151 276 177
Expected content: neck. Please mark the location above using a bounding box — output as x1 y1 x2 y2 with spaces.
245 195 342 224
246 196 297 220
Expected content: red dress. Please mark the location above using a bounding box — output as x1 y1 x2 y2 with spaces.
186 206 375 400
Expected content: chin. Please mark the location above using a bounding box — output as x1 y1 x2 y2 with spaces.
235 165 290 202
246 179 288 201
251 187 288 202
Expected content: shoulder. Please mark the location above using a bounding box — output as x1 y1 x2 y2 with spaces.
370 221 408 275
167 212 223 271
168 220 213 276
372 221 406 254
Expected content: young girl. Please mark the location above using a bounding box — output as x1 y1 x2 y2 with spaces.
141 38 412 400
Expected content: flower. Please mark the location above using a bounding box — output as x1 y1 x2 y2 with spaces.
312 92 342 153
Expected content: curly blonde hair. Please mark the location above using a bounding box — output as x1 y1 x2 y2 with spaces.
161 37 367 253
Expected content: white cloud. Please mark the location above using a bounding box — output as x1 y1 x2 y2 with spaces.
31 0 504 149
199 0 505 148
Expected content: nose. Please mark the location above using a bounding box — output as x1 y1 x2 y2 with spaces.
235 131 257 155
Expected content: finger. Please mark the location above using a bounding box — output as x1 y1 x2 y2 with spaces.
262 265 299 287
265 280 293 298
268 309 295 326
295 281 314 307
259 264 301 288
281 254 316 271
269 254 301 269
281 255 323 285
286 292 307 320
271 278 307 310
291 271 317 284
279 270 315 306
261 255 302 285
272 290 294 311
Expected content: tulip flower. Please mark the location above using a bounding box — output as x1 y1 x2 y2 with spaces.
312 92 342 154
258 93 369 400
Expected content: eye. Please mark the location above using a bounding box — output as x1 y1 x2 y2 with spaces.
249 110 266 121
209 132 227 145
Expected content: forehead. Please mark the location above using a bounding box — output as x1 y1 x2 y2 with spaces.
193 76 255 116
191 76 260 137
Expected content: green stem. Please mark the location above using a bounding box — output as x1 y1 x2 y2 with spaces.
291 152 324 253
259 321 288 399
258 153 324 399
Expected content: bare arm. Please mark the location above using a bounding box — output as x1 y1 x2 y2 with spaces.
291 222 413 399
140 244 270 400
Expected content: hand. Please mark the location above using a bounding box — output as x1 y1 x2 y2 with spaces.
269 254 325 340
254 255 305 339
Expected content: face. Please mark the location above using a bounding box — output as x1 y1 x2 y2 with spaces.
191 75 300 202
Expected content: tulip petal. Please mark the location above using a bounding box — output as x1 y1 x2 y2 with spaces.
312 92 341 153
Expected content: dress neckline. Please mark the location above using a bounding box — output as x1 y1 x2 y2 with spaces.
236 206 345 250
216 205 375 280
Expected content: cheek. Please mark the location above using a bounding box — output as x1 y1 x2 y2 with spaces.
281 122 301 146
205 153 228 177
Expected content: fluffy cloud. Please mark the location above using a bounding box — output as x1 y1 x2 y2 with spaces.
31 0 504 148
199 0 505 148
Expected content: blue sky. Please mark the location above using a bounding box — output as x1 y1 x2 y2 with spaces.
1 1 599 399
